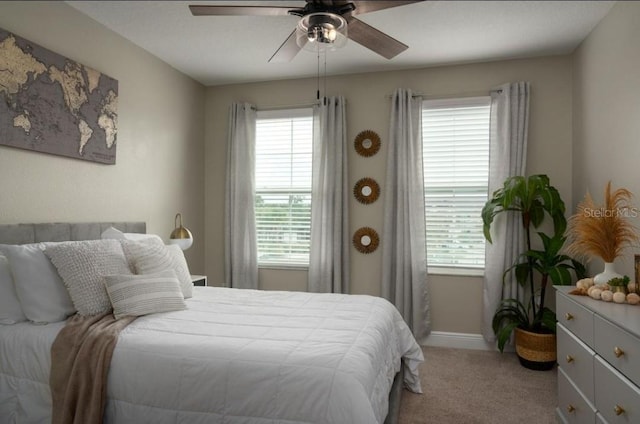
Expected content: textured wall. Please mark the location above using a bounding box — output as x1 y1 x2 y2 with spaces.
0 2 206 273
205 55 574 334
572 2 640 279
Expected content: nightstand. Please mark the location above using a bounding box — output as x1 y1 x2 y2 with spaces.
191 275 207 287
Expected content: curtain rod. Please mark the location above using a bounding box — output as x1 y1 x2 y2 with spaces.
384 88 502 100
251 101 320 111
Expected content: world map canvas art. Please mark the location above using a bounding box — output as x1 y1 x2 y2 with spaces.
0 27 118 164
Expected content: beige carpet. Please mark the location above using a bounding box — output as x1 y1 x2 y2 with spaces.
398 346 557 424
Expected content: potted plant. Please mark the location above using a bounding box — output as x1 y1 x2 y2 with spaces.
482 175 585 370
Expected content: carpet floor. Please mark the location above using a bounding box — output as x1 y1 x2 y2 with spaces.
398 346 557 424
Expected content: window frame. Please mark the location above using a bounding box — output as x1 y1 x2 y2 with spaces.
254 107 314 269
421 96 491 276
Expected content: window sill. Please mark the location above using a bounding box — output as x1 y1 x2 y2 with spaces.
258 264 309 271
428 267 484 277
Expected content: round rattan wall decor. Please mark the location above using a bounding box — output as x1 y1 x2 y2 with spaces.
353 177 380 204
354 130 381 157
352 227 380 254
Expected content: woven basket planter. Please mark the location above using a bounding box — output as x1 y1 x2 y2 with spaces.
514 328 557 371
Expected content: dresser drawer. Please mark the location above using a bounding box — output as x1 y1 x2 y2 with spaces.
557 323 595 401
594 315 640 386
558 367 596 424
594 355 640 423
557 292 595 348
596 412 609 424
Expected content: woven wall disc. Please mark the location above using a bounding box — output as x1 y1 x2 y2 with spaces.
353 177 380 204
352 227 380 254
354 130 381 157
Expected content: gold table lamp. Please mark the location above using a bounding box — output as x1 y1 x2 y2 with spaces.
169 213 193 250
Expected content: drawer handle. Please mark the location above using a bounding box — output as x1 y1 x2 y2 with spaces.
614 404 625 416
614 346 625 358
565 312 574 321
567 404 575 413
566 355 574 363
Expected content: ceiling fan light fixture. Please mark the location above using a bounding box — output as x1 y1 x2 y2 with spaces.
296 13 348 52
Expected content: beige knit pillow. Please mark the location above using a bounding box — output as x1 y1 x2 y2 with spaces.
45 240 131 316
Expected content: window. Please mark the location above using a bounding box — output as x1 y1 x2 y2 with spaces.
255 108 313 267
421 97 490 270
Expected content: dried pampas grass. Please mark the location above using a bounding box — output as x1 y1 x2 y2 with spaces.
566 181 639 263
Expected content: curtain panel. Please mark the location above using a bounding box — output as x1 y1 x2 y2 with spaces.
381 88 430 344
224 102 258 290
308 96 350 294
482 82 531 342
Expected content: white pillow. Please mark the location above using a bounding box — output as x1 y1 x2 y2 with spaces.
164 245 193 299
0 254 27 325
124 241 193 299
45 240 132 316
102 226 163 242
101 226 126 239
104 270 186 320
0 244 75 324
120 237 166 272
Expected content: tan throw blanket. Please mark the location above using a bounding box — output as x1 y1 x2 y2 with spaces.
50 313 136 424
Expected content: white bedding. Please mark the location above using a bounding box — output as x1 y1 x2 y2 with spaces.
0 286 423 424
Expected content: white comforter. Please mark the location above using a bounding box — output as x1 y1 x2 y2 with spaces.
0 287 423 424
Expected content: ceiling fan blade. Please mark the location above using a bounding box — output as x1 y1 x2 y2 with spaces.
269 29 304 63
189 5 297 16
350 0 424 16
346 17 408 59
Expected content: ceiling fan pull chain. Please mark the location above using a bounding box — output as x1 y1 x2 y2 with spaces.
323 49 327 105
317 45 321 101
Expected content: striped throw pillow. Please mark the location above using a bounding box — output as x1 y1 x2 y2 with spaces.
128 243 193 299
104 270 186 320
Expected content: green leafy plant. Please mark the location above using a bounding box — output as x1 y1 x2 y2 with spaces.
607 276 630 287
482 175 586 351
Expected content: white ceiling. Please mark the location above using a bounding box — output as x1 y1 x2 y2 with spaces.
67 1 615 86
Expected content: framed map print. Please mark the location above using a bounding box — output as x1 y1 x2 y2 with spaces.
0 27 118 164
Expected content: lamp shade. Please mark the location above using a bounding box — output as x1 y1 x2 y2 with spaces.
296 12 348 52
169 213 193 250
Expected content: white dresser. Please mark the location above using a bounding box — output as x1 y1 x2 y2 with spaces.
555 286 640 424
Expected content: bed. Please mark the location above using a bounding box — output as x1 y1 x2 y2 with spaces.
0 222 424 424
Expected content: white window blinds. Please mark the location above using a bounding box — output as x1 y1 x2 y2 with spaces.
421 97 490 269
255 108 313 267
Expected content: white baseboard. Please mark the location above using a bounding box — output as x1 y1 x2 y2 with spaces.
423 331 508 351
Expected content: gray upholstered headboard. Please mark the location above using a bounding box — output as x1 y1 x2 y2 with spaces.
0 222 146 245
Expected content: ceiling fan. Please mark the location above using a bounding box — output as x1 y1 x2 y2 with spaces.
189 1 423 62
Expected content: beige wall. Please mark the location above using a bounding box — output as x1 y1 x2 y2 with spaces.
8 1 627 336
205 55 573 334
0 2 206 273
572 1 640 279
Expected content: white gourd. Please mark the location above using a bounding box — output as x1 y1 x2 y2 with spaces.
627 293 640 305
601 290 614 302
590 288 603 300
613 291 626 304
577 278 595 290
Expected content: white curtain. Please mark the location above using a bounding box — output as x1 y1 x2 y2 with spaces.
482 82 531 342
224 102 258 289
308 96 349 293
381 88 429 344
